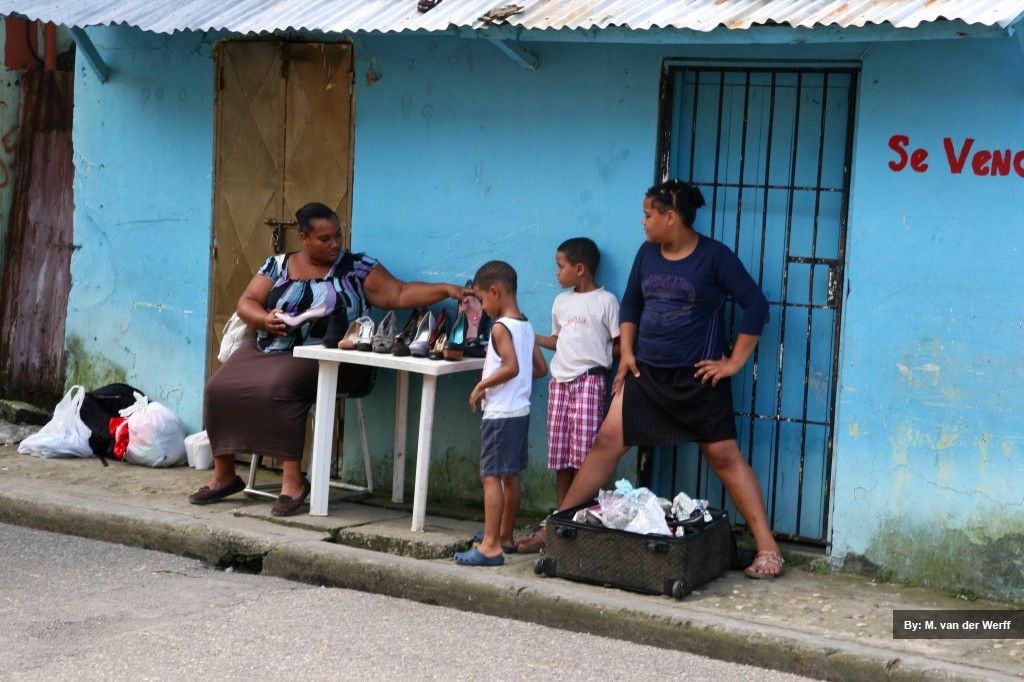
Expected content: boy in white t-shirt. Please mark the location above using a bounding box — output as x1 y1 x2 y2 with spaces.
517 238 619 553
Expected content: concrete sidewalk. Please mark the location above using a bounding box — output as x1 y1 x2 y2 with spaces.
0 443 1020 681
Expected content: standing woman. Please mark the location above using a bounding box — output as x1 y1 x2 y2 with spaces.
530 179 783 579
188 202 469 516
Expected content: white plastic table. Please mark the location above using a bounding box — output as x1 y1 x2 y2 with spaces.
293 346 484 531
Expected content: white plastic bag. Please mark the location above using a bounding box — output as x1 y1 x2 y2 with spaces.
18 385 94 458
119 393 187 467
597 479 672 536
184 430 213 470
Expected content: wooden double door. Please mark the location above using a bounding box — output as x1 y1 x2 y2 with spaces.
208 40 355 375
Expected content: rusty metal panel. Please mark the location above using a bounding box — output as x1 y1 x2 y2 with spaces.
0 68 74 408
4 0 1024 35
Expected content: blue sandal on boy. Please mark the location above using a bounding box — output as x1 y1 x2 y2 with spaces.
454 547 505 566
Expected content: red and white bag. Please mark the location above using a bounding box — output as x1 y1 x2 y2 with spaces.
118 393 187 467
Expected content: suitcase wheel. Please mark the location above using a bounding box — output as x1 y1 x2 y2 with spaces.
670 579 690 600
533 556 552 576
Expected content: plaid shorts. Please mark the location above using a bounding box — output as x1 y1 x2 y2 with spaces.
546 372 606 470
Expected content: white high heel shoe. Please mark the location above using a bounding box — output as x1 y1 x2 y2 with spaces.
275 303 327 327
353 316 376 351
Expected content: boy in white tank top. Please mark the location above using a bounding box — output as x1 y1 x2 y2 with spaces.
455 261 547 567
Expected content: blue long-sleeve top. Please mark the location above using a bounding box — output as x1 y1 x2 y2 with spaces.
619 237 769 368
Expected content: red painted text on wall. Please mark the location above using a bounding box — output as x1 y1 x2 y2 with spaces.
888 135 1024 177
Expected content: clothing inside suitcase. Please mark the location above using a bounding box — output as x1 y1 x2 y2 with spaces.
534 500 735 599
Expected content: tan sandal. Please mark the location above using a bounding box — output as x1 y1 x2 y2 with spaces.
515 527 547 553
745 550 784 580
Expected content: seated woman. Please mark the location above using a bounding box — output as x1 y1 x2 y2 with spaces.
188 201 470 516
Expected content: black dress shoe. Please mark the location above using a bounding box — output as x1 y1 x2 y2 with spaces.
464 310 490 358
322 307 348 347
391 309 420 355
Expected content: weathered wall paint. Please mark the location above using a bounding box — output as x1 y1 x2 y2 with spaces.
833 38 1024 599
62 23 1024 597
65 334 128 389
67 26 215 429
343 35 866 513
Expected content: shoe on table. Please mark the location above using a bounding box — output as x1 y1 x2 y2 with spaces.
408 311 435 357
391 308 421 356
353 316 375 351
372 310 397 353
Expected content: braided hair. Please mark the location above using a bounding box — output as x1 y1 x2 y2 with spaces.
645 179 706 228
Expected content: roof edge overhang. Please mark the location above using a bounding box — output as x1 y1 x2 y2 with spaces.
450 20 1012 45
1 11 1016 45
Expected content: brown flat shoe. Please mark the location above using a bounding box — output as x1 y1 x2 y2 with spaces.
271 478 311 517
188 475 245 505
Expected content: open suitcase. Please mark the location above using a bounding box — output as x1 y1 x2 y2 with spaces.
534 500 735 599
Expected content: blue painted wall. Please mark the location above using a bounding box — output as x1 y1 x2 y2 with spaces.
343 35 872 514
68 27 216 429
833 37 1024 596
65 25 1024 597
345 35 663 509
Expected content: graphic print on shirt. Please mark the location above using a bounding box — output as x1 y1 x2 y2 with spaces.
642 273 696 328
561 314 593 336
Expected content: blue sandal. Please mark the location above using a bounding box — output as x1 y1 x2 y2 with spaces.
454 547 505 567
471 530 517 554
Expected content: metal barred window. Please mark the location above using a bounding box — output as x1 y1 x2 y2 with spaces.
646 64 858 545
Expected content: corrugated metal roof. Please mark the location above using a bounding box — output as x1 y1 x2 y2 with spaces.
3 0 1024 36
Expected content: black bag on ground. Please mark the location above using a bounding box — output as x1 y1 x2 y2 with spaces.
79 383 145 463
536 500 735 600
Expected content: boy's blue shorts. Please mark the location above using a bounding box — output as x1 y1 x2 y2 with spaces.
479 414 530 477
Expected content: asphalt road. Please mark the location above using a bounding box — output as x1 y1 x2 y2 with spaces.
0 523 812 681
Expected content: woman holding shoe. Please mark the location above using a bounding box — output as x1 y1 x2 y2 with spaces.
188 201 470 516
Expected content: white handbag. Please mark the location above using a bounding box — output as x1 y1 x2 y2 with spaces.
216 254 286 363
217 312 254 363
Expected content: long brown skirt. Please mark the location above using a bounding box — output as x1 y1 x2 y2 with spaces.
204 341 318 461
